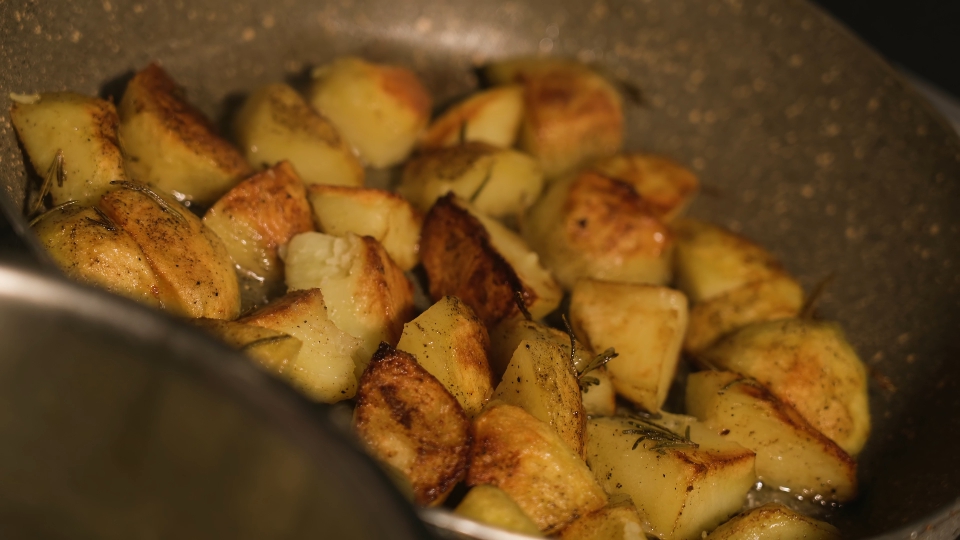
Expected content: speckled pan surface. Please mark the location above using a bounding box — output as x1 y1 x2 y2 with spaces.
1 0 958 538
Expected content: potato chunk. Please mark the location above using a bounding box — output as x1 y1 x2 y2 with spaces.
418 85 524 150
233 82 364 187
307 184 421 271
98 182 240 319
31 202 168 308
484 58 623 178
699 319 871 455
706 504 840 540
399 142 544 220
11 92 127 206
570 280 688 412
354 344 471 506
283 232 414 369
686 371 857 501
557 498 645 540
586 415 756 540
468 403 607 534
493 339 585 457
421 194 561 327
307 57 431 168
455 485 542 537
590 153 699 222
203 162 314 301
118 63 252 206
523 170 673 289
240 288 363 402
191 318 302 374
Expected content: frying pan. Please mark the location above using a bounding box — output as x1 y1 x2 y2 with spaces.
1 0 959 538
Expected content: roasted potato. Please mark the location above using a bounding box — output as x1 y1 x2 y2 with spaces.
118 63 252 206
468 402 607 534
240 288 363 402
31 202 169 308
589 153 699 222
557 497 645 540
699 319 871 455
203 161 314 303
418 85 524 150
706 504 841 540
686 371 857 501
307 184 421 271
484 58 623 178
522 170 673 289
570 280 688 413
283 231 414 368
455 485 543 537
10 92 127 206
191 318 302 374
98 182 240 319
586 414 756 540
420 194 562 327
354 344 472 506
493 339 585 457
233 82 364 187
399 142 544 220
307 57 431 168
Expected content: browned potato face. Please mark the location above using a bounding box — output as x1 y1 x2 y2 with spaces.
98 182 241 319
418 85 524 150
10 92 127 206
233 82 364 187
307 57 432 168
590 153 699 222
706 504 841 540
420 194 561 327
468 402 607 534
31 202 168 308
191 318 302 374
203 161 314 304
557 498 645 540
484 58 623 178
354 343 472 507
523 170 673 289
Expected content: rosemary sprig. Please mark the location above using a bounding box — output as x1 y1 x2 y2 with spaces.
800 271 837 319
513 290 533 321
579 375 600 393
110 181 186 223
85 206 117 232
30 149 65 215
241 335 291 351
28 200 78 227
578 347 617 379
621 415 699 454
469 162 495 203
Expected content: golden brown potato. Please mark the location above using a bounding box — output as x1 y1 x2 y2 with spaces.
31 202 168 308
354 343 471 506
233 82 364 187
399 142 544 220
98 182 240 319
686 371 857 502
493 339 585 457
455 485 543 537
203 161 314 303
191 318 302 374
468 402 607 534
418 85 524 150
420 194 562 327
683 273 804 355
283 232 414 368
699 319 871 455
706 504 841 540
484 58 623 178
307 184 421 271
672 219 787 303
522 170 673 289
307 57 431 168
395 296 494 417
240 288 363 402
589 153 699 222
557 497 645 540
118 63 252 206
570 280 688 413
586 414 756 540
10 92 128 206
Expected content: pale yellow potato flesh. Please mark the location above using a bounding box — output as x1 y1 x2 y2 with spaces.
557 499 646 540
706 504 840 540
191 318 302 374
570 280 688 412
455 485 543 537
699 319 871 456
590 153 699 222
396 296 494 417
11 92 128 206
307 57 431 168
419 85 524 150
307 184 422 271
233 82 364 187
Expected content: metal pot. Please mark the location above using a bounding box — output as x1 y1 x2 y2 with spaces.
1 0 958 538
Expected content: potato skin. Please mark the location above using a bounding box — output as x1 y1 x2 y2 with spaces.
418 85 524 150
354 343 472 506
590 153 699 222
455 485 542 537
